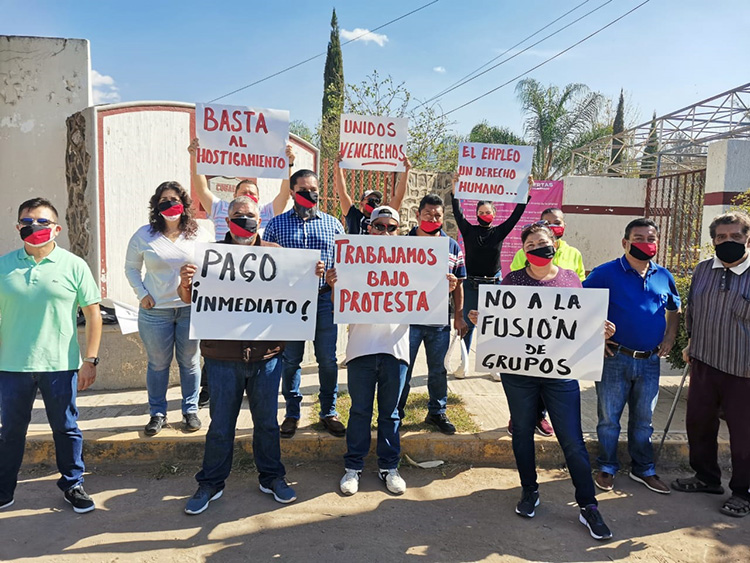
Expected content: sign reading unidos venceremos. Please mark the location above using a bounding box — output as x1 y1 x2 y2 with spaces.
456 141 534 203
195 103 289 179
333 235 449 324
189 243 320 341
338 114 408 172
475 286 609 381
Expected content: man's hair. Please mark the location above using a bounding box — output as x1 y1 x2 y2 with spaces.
234 179 258 195
418 193 444 212
624 217 658 239
290 169 317 190
476 200 494 213
18 197 59 221
228 195 259 216
709 210 750 239
541 207 563 219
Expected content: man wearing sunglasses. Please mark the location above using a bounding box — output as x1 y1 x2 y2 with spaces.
0 198 102 514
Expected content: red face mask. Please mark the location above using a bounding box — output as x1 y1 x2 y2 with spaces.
294 190 318 209
20 224 55 246
246 193 259 204
629 242 657 260
419 220 442 234
526 245 556 267
477 213 494 226
157 200 184 217
549 225 565 238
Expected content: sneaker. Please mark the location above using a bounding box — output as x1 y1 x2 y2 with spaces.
280 417 298 439
378 468 406 495
259 478 297 504
594 471 614 492
185 485 223 515
515 489 540 518
64 485 95 514
490 373 502 382
339 469 361 496
144 415 166 436
535 417 554 437
0 498 14 510
507 418 513 436
424 413 456 435
629 472 670 494
579 504 613 540
198 386 210 409
183 413 202 432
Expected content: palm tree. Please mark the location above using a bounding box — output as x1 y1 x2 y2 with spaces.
515 78 604 179
469 121 525 146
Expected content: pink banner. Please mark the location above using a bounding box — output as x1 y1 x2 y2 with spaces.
457 180 564 276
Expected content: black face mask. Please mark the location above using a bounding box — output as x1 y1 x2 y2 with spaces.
526 245 556 266
228 217 258 238
715 240 747 264
293 190 319 219
477 216 493 227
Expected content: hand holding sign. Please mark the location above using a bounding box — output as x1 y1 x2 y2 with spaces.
457 142 534 203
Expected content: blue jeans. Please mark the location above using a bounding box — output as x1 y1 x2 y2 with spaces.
138 306 200 416
281 293 338 419
398 324 451 418
595 352 661 476
462 275 502 351
196 357 285 489
345 354 407 471
502 373 597 508
0 371 84 500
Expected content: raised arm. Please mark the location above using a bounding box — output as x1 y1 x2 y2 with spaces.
334 152 354 216
450 173 473 235
272 144 296 216
188 138 216 213
387 156 411 212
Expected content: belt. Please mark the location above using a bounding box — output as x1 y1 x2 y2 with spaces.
614 345 659 359
467 275 501 282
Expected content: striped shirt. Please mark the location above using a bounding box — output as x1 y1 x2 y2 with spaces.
263 209 345 288
686 256 750 378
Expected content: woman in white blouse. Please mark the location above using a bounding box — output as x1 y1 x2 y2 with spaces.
125 181 213 437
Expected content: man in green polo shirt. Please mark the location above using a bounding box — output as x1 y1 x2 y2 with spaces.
0 197 102 513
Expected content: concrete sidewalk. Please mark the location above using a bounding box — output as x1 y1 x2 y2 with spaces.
22 348 727 467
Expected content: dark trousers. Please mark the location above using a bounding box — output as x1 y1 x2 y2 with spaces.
686 359 750 499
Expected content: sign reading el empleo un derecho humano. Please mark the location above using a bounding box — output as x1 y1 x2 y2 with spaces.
333 235 449 325
188 243 320 341
457 141 534 203
475 286 609 381
195 103 289 179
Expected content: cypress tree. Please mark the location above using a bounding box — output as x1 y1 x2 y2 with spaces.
610 89 625 174
321 8 345 161
640 111 659 178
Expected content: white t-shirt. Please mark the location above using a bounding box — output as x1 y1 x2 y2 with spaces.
210 197 274 241
345 323 410 365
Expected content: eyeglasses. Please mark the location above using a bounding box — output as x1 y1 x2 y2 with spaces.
19 218 56 227
371 222 398 233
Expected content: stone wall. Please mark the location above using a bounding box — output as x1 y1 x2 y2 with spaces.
65 111 91 259
400 170 458 238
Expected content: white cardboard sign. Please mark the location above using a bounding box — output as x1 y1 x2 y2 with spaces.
456 141 534 203
338 113 408 172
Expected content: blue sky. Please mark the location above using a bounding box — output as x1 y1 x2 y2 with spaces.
3 0 749 138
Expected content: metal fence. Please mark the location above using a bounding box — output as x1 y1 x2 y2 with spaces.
645 169 706 273
317 159 398 219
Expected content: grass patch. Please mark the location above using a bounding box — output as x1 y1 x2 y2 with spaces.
310 391 480 434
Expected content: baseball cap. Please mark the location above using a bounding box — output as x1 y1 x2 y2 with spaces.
369 205 400 225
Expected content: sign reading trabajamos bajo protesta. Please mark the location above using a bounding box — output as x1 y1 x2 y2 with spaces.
195 103 289 179
338 114 408 172
456 141 534 203
188 243 320 341
475 286 609 381
333 235 449 324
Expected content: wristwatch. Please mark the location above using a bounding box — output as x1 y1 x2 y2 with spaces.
83 357 100 366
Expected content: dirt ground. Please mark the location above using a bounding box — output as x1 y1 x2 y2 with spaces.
1 461 748 563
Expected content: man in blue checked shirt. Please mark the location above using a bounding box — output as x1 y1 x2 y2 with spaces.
264 169 346 438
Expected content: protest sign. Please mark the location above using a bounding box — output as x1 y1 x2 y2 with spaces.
338 113 408 172
195 103 289 179
456 142 534 203
333 235 449 324
189 243 320 341
475 286 609 381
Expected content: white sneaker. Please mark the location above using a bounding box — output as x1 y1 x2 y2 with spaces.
340 469 361 496
379 468 406 495
490 372 502 382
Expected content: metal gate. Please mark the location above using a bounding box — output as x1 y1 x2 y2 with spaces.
645 169 706 273
317 159 398 219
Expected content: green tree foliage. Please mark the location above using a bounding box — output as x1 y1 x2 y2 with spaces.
469 121 524 145
320 8 344 161
610 89 625 173
515 78 605 180
289 119 317 145
640 112 659 178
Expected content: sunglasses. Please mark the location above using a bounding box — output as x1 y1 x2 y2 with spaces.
521 220 549 231
19 218 56 227
371 222 398 233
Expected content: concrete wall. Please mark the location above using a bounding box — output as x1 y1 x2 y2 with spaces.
0 36 90 253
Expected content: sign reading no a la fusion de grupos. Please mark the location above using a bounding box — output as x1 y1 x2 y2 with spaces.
189 243 320 341
456 141 534 203
333 235 449 325
195 103 289 179
338 113 409 172
475 285 609 381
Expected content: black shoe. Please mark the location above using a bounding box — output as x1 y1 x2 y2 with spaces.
515 489 540 518
198 386 210 409
64 485 95 514
144 415 166 436
424 413 456 435
320 415 346 437
0 498 14 510
280 417 298 439
579 504 613 540
183 413 202 432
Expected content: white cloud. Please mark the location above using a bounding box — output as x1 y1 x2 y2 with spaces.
433 66 446 74
91 69 121 104
340 28 389 47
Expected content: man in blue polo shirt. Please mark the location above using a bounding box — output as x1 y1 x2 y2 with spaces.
583 218 680 495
